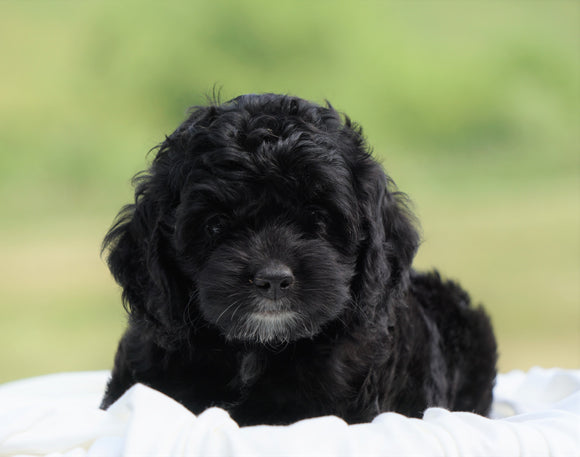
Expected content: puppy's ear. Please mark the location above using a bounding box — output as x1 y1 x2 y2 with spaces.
103 172 189 349
354 164 420 307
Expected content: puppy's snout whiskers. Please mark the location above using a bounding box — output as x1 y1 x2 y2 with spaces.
215 299 244 325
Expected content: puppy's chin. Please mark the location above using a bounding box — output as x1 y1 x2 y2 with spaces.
228 308 307 344
209 297 312 344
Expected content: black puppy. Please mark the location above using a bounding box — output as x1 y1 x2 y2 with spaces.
101 94 497 425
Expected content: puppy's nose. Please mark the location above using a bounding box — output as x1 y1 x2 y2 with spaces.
252 264 294 300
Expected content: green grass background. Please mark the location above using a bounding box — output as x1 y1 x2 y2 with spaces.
0 1 578 383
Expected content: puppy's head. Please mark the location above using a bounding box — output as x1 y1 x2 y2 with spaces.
104 94 419 347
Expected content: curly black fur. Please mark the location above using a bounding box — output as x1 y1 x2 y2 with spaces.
100 93 497 425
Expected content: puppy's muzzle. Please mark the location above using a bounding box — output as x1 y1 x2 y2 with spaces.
252 262 295 301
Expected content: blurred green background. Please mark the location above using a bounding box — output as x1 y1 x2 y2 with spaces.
0 1 578 383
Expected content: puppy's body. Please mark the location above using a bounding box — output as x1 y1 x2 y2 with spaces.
101 94 497 425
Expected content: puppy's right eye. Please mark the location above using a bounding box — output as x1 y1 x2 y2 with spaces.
205 215 227 238
307 207 328 236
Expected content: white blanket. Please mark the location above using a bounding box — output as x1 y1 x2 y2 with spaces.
0 368 578 457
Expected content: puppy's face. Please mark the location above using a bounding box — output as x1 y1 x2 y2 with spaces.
104 94 419 348
175 137 361 344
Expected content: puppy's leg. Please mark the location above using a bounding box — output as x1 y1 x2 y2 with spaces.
411 271 498 415
100 331 136 409
450 304 497 415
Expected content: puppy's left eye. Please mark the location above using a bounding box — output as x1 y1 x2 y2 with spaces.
205 215 227 238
